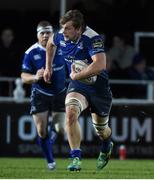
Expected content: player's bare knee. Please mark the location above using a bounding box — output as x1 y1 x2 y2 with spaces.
65 98 82 115
65 97 83 127
38 129 47 138
55 125 65 135
37 126 46 138
53 112 65 135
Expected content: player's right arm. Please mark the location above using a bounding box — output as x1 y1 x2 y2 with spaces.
21 68 44 84
44 35 56 83
21 49 45 84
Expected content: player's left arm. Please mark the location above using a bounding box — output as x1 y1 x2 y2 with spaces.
71 52 106 81
71 34 106 81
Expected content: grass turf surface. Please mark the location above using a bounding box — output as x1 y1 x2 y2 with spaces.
0 158 154 179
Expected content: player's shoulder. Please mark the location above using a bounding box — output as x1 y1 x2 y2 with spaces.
53 28 63 38
52 29 64 45
82 26 100 39
59 28 64 34
25 43 45 54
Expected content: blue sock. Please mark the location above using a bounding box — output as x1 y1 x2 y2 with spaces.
70 149 81 159
50 129 57 144
37 136 54 163
100 136 112 153
48 123 57 144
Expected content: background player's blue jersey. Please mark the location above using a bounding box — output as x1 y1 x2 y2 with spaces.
21 43 66 95
53 26 110 93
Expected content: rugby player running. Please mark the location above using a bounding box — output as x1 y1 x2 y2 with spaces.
21 20 66 170
44 10 113 171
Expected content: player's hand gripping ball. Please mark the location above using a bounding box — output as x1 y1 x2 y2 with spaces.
72 60 97 85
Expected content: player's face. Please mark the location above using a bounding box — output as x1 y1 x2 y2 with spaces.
62 21 81 42
38 31 52 47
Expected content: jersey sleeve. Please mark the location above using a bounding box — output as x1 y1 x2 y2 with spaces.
52 31 61 46
21 52 33 73
87 35 105 57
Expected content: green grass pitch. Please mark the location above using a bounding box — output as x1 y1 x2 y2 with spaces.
0 158 154 179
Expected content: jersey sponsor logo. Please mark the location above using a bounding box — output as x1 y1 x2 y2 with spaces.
92 39 104 49
64 55 76 63
53 65 64 71
60 40 66 47
34 54 41 60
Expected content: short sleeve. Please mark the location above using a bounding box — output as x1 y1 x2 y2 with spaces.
52 32 61 46
87 35 105 57
21 52 33 73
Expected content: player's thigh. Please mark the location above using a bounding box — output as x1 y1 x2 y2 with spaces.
30 89 51 114
90 93 112 117
65 92 89 113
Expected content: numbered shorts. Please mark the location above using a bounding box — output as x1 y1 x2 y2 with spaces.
30 89 66 114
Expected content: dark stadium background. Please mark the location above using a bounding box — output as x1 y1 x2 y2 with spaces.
0 0 154 65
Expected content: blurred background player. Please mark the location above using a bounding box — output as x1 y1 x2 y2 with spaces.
108 35 136 70
0 28 24 96
44 10 113 171
0 27 23 77
21 20 66 170
124 53 154 98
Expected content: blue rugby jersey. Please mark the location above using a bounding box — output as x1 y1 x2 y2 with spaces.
21 43 66 95
52 26 110 93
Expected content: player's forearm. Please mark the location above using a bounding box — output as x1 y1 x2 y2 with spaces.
21 73 38 84
46 41 55 70
76 53 106 79
75 63 101 80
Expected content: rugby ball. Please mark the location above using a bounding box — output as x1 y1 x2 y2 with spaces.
73 60 97 85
